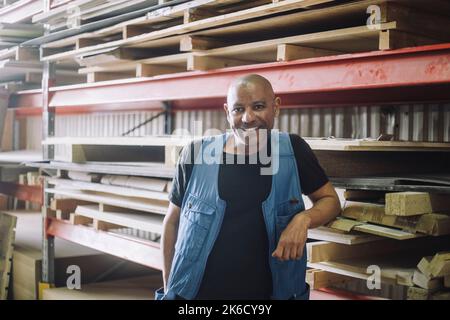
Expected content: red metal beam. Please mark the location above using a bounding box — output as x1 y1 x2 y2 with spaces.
10 43 450 115
0 182 42 204
46 218 162 270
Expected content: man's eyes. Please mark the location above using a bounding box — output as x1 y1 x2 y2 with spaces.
232 105 265 113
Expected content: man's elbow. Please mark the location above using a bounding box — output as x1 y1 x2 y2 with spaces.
329 193 341 218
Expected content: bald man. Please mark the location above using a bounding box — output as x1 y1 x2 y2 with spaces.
158 74 340 300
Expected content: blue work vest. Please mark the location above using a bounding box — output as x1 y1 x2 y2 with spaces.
156 131 309 300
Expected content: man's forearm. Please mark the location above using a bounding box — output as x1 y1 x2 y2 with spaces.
300 196 341 229
161 220 178 291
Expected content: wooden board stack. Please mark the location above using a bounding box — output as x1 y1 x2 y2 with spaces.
24 0 450 84
308 190 450 299
39 136 187 245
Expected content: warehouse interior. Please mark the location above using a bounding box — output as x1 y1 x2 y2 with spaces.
0 0 450 301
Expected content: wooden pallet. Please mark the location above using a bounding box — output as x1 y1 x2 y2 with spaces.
0 48 85 90
41 0 450 67
78 22 402 82
0 212 17 300
40 0 332 61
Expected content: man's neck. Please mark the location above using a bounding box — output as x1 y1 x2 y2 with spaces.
224 134 269 155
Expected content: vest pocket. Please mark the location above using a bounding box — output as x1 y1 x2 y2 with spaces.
275 199 304 240
176 195 215 262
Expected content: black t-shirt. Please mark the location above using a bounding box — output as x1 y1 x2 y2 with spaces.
169 134 328 300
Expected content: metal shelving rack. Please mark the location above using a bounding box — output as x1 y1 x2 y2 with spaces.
5 0 450 296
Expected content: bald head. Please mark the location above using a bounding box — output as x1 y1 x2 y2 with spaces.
227 74 274 104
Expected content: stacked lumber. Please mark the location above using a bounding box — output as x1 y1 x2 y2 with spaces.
40 136 185 243
329 191 450 240
26 0 450 83
308 190 450 299
307 236 450 300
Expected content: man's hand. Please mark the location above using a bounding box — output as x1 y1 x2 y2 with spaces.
272 213 311 261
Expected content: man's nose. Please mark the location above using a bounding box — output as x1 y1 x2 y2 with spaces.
242 109 255 123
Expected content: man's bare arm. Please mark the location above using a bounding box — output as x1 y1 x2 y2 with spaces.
161 202 181 291
272 182 341 261
302 181 341 229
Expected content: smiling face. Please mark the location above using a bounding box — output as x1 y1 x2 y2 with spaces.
224 74 280 147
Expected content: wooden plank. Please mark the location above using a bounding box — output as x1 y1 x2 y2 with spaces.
307 226 382 245
327 218 363 232
100 175 167 192
87 71 133 83
407 286 437 300
353 223 420 240
329 217 421 240
417 256 432 276
67 170 102 183
428 252 450 277
276 44 341 61
93 219 122 231
136 63 184 77
69 212 93 226
187 54 255 71
385 192 450 216
48 178 169 202
306 269 351 290
179 35 228 51
379 29 440 51
76 204 164 234
50 198 93 212
46 188 168 215
412 270 443 290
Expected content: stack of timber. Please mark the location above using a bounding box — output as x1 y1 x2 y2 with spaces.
33 136 189 273
308 189 450 299
24 0 450 83
6 209 155 300
307 236 450 300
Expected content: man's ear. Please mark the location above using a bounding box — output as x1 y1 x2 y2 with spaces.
274 97 281 117
223 103 231 120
